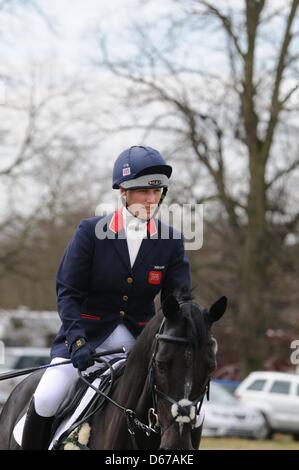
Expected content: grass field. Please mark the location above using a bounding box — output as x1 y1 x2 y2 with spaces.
201 434 299 450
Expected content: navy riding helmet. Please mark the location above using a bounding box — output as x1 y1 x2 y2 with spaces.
112 146 172 190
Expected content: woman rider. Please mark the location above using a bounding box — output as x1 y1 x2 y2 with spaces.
21 145 191 449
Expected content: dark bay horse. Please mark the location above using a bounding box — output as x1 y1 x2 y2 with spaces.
0 288 227 450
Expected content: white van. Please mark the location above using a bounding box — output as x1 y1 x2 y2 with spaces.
235 371 299 440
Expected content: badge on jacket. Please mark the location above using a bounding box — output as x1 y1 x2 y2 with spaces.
148 270 162 285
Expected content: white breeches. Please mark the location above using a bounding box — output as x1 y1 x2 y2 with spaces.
34 325 135 417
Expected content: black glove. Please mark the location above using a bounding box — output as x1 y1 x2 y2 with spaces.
70 338 95 371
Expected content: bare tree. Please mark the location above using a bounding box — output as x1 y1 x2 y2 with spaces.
0 66 111 289
97 0 299 372
0 55 111 299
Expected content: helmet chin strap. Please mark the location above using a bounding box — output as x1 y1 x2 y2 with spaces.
159 187 168 206
152 186 168 218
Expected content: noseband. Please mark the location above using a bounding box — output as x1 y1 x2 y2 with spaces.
148 308 210 434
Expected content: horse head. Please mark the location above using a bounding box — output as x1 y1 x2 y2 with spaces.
149 287 227 450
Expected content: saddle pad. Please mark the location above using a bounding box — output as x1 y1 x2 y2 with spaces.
13 358 126 448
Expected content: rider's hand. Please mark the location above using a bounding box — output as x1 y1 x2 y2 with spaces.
70 338 95 371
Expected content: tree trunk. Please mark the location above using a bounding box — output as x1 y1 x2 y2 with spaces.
240 154 268 374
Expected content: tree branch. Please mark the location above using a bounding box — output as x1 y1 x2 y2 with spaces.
262 0 299 163
101 45 241 231
199 0 245 59
279 81 299 107
267 159 299 188
284 211 299 232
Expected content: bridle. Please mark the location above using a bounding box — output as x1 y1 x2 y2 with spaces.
147 309 210 437
65 302 210 450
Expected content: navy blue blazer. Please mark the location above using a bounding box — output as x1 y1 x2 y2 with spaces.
51 208 191 358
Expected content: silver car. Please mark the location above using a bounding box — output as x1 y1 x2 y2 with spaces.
235 371 299 440
202 381 267 439
0 347 50 407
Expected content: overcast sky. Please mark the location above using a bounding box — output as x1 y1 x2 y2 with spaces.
0 0 298 219
1 0 178 66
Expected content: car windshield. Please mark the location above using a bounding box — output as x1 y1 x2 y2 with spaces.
207 382 237 405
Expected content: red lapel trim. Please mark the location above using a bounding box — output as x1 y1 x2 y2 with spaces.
109 207 157 237
147 218 157 237
109 208 124 234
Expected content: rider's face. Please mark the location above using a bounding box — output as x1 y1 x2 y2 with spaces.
121 188 162 220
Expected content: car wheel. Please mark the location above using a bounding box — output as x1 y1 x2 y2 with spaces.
258 414 273 440
253 421 271 440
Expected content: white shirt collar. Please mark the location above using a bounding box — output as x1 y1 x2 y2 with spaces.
122 207 147 236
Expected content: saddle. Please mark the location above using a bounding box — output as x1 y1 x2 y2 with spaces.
49 358 126 449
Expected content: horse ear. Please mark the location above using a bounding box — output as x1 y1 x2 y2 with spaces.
162 294 180 320
207 296 227 323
